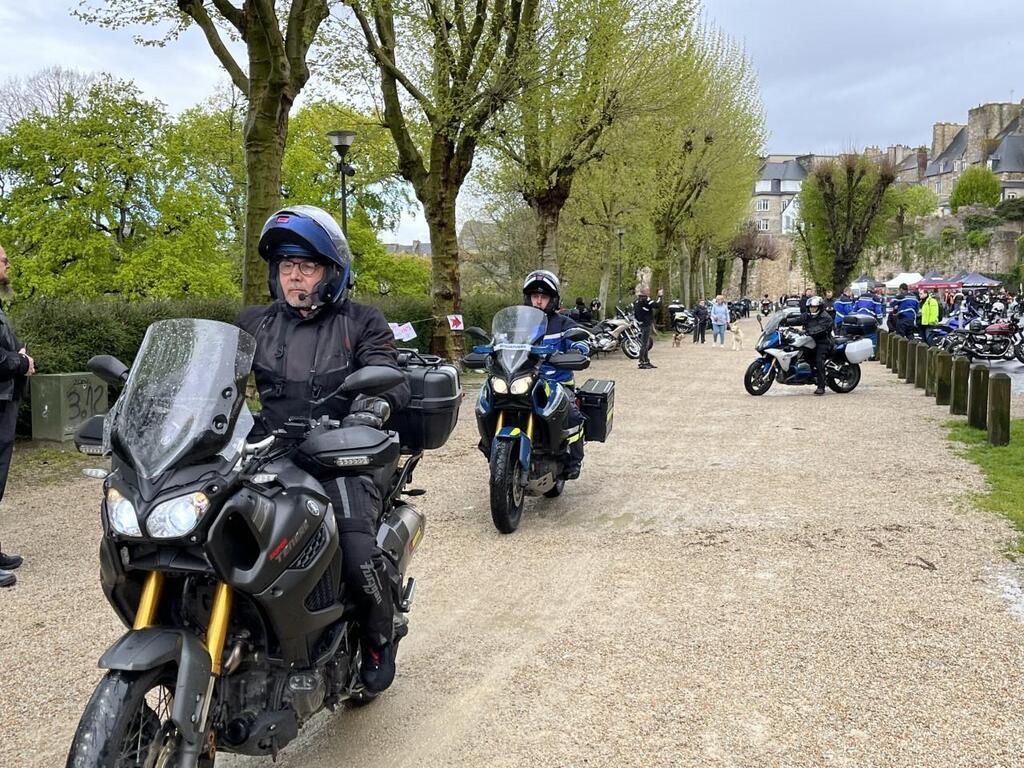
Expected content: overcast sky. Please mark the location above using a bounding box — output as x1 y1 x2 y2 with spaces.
2 0 1022 240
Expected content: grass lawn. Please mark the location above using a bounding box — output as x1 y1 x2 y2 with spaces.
947 419 1024 545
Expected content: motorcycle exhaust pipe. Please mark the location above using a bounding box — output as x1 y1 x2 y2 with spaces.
376 503 425 576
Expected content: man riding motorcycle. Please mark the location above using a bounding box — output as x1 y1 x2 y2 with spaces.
781 295 833 395
237 204 410 694
522 270 590 479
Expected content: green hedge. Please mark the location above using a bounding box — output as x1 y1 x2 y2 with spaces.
11 294 517 435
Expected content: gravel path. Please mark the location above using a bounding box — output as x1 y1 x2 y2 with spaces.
2 317 1023 766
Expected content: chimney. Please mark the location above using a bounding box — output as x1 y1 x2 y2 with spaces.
931 122 964 159
916 147 928 181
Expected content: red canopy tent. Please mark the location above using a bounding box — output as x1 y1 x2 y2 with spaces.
910 277 962 290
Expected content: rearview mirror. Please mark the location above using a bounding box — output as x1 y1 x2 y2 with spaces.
465 326 490 343
74 414 109 456
564 328 591 342
88 355 129 386
340 365 406 397
547 352 590 371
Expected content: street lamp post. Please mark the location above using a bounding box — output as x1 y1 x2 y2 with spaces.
326 130 357 237
615 227 625 308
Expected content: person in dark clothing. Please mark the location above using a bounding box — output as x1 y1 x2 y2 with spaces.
692 300 708 343
798 287 814 313
570 297 593 325
237 206 410 693
782 295 833 395
633 286 663 368
891 282 920 339
0 245 33 588
521 271 589 478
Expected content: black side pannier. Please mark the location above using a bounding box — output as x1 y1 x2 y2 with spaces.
841 314 878 337
578 378 614 442
387 349 463 453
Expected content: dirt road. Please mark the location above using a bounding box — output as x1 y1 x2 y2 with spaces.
2 318 1023 766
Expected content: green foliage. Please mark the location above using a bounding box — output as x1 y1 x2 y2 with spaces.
1018 235 1024 261
962 211 1004 232
0 77 238 300
965 229 993 250
995 196 1024 221
940 226 960 248
795 154 896 291
949 166 1001 213
948 419 1024 547
12 297 242 374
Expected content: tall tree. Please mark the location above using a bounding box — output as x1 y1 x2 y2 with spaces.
0 66 97 129
795 153 896 293
77 0 333 304
336 0 540 357
949 165 1001 213
491 0 693 271
729 220 779 297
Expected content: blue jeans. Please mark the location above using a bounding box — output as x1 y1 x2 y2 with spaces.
712 323 727 344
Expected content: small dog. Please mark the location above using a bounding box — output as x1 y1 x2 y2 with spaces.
729 324 744 351
672 332 683 347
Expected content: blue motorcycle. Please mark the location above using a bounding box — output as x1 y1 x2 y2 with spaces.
745 310 873 396
462 307 612 533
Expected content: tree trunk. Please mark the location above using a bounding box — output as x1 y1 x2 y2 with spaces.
242 114 287 306
424 190 462 360
536 204 561 272
739 258 751 297
679 241 691 305
598 229 613 320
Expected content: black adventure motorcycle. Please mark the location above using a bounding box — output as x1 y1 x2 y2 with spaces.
463 307 614 533
65 318 461 767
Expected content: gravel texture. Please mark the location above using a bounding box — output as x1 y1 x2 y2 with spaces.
2 317 1023 767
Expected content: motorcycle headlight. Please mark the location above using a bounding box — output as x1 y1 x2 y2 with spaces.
491 377 509 394
509 375 533 395
146 492 210 539
106 488 141 538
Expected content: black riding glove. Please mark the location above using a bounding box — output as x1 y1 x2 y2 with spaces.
342 396 391 429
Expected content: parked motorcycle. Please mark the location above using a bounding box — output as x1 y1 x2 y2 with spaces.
744 310 872 395
943 313 1024 363
577 305 650 359
66 319 461 767
667 299 695 335
463 307 614 533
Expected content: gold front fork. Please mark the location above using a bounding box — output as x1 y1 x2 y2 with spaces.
495 411 505 434
133 571 165 629
526 412 534 442
206 582 234 675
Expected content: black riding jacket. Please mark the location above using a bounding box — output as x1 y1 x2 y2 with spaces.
633 295 661 325
783 311 833 342
237 300 411 432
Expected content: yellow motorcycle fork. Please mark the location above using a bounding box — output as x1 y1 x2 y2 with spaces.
494 411 535 442
132 571 234 673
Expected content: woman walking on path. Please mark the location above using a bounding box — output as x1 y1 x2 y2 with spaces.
710 295 730 347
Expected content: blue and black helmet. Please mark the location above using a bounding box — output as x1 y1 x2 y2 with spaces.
258 205 352 306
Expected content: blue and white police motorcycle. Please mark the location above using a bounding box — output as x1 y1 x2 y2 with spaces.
744 309 873 396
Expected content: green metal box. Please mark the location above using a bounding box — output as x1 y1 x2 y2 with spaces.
30 373 109 442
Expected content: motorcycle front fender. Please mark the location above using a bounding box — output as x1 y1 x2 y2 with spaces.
492 427 532 473
99 627 212 748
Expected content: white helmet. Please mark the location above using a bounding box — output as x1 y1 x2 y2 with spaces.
992 301 1006 314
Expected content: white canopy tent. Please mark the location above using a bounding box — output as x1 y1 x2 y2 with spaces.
884 272 924 290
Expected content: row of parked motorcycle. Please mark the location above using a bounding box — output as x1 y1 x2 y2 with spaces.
917 303 1024 364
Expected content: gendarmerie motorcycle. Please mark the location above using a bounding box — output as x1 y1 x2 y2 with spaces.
66 318 460 767
667 299 695 335
744 309 873 396
463 307 613 533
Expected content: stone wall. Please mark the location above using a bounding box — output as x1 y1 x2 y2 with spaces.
726 237 814 299
967 103 1023 165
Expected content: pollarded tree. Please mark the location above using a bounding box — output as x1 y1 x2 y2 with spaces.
77 0 334 304
950 165 1001 213
492 0 695 272
795 153 896 293
333 0 540 357
730 220 779 297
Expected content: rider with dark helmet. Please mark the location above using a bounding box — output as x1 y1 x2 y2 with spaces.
237 205 410 693
521 270 589 479
782 295 834 395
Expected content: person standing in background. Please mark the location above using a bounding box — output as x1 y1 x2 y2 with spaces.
633 286 663 369
710 295 730 347
0 244 35 588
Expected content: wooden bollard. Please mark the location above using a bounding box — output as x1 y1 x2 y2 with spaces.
926 347 939 397
888 334 899 372
967 365 989 430
935 351 953 406
914 343 928 389
897 337 909 378
949 356 969 415
904 341 918 383
987 373 1011 446
878 330 889 365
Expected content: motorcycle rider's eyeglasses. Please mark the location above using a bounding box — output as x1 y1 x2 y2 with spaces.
278 259 322 277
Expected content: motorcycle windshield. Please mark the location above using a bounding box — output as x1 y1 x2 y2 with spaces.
492 306 548 374
761 310 793 335
106 319 256 479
